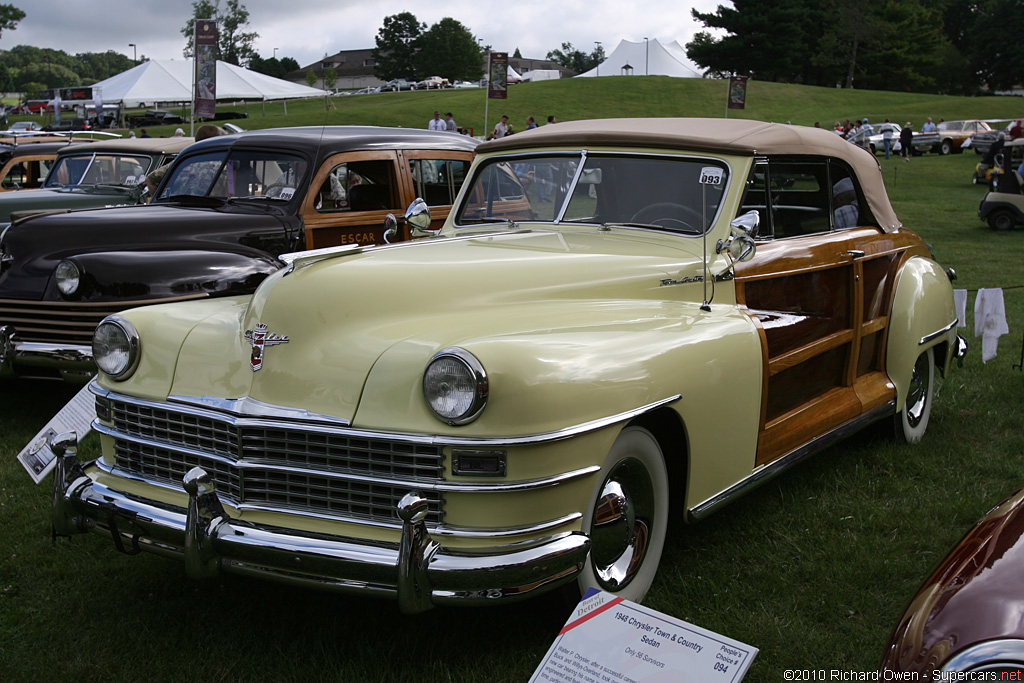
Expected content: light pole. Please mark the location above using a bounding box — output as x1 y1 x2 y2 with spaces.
128 43 136 64
644 37 648 76
595 41 601 77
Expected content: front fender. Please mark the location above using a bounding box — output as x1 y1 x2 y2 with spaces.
886 256 957 409
354 300 764 508
49 249 283 301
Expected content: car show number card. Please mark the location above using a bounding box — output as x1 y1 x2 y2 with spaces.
530 589 757 683
17 382 95 484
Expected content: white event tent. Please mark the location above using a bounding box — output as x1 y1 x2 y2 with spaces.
90 59 327 107
576 39 701 78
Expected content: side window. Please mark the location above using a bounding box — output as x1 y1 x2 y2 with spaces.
739 161 770 237
409 158 470 207
315 159 396 214
829 163 861 230
767 160 830 238
740 158 866 238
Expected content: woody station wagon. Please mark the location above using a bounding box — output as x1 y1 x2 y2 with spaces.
50 118 965 612
0 126 477 382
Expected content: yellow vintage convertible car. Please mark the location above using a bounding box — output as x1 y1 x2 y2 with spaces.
51 119 966 612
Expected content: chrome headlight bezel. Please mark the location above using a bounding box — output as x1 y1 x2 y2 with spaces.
55 259 81 296
422 347 488 425
92 315 140 380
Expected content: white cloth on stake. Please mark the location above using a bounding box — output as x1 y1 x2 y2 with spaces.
974 288 1009 362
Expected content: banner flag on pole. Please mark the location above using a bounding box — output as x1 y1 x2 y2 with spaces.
194 19 218 119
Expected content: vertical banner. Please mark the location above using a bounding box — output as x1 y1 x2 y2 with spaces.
488 52 508 100
727 75 748 110
194 19 218 119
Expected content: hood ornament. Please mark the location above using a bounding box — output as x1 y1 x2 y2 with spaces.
244 323 289 371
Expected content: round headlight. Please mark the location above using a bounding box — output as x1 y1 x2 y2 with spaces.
92 316 140 380
423 347 488 425
55 260 81 296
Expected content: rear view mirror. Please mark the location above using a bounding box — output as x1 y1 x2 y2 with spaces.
406 197 438 237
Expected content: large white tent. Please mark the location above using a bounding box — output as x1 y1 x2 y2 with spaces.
576 39 701 78
90 59 327 107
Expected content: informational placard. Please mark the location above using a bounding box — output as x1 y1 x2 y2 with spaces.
488 52 508 100
530 589 757 683
194 19 218 119
17 382 96 484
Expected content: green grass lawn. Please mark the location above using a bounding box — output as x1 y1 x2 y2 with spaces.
2 79 1023 682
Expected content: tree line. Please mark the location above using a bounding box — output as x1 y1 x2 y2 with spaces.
685 0 1023 94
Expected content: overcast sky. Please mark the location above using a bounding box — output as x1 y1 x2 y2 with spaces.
4 0 719 72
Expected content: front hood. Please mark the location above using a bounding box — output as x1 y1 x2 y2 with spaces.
168 227 723 426
0 186 141 223
0 203 287 299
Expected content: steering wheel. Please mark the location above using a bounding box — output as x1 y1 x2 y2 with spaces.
629 203 704 233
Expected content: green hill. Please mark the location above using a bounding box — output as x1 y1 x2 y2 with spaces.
134 75 1024 137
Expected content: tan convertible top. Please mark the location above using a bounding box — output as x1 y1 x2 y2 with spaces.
479 118 901 232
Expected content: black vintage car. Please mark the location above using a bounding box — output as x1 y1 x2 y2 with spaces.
0 125 478 382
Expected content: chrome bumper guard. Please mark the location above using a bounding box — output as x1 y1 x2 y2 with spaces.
49 431 589 613
0 325 94 381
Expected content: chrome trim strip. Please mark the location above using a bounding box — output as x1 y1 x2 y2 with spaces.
689 401 896 521
920 317 958 346
12 340 93 365
94 420 601 493
168 393 351 426
941 639 1024 672
91 456 583 537
96 384 681 446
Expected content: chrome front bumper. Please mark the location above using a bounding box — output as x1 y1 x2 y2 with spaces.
49 432 589 613
0 325 94 381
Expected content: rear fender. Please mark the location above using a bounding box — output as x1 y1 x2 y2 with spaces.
886 256 957 409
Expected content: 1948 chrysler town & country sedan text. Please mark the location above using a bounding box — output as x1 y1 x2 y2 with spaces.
49 118 966 612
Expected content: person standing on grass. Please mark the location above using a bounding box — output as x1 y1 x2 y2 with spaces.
900 122 914 162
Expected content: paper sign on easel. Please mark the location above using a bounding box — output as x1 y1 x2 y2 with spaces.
530 589 757 683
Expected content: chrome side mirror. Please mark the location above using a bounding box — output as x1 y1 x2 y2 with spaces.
383 213 398 244
405 197 438 237
716 210 759 274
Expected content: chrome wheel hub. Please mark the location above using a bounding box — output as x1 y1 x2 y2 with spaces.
589 458 654 590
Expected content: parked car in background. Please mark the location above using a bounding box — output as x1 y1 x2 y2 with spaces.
880 486 1024 676
42 118 92 133
967 119 1015 155
978 137 1024 230
7 121 41 133
0 138 97 191
915 120 993 155
0 126 478 383
126 109 185 129
414 76 450 89
0 136 194 227
48 119 965 613
383 78 413 91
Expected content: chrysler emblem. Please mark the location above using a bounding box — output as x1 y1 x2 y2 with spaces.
244 323 289 371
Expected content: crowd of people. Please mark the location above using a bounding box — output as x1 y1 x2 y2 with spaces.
425 110 557 140
820 116 944 162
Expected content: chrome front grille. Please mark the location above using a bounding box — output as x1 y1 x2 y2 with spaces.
0 296 208 345
107 397 446 525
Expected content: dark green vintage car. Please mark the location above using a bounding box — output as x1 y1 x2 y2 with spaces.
0 136 194 227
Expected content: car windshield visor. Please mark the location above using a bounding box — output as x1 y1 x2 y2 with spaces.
454 153 729 235
159 150 307 202
44 153 152 188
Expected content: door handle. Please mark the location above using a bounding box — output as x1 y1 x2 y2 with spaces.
846 250 865 259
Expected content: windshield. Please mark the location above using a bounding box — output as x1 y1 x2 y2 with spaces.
454 153 729 235
44 153 152 188
158 150 308 201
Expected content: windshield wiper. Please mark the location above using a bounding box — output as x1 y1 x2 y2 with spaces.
159 194 227 206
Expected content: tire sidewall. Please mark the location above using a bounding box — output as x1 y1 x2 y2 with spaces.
575 426 669 604
897 348 934 444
